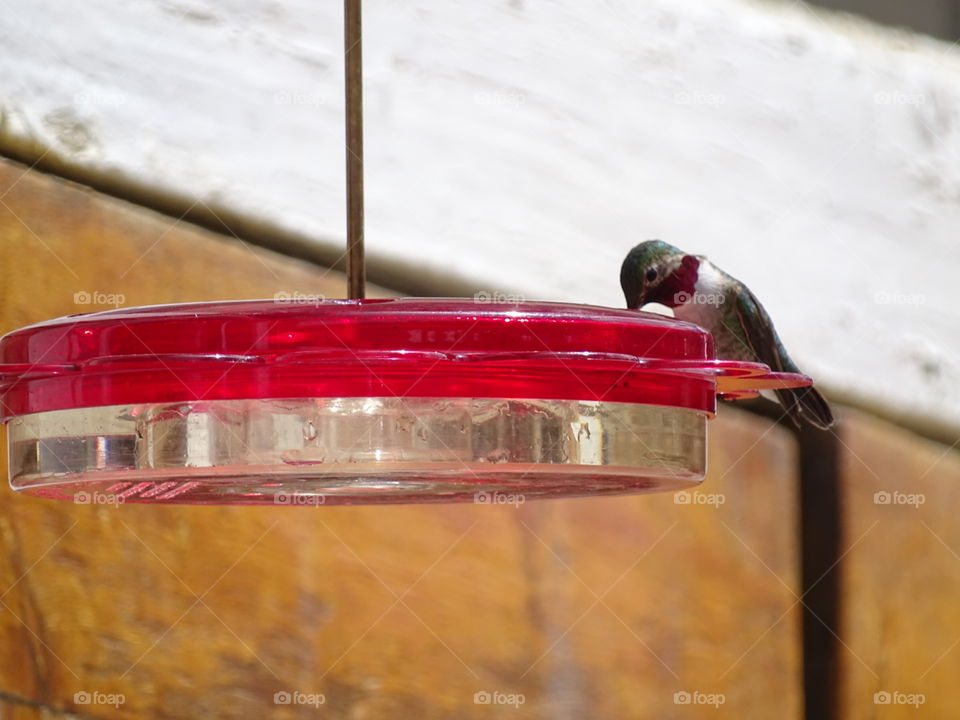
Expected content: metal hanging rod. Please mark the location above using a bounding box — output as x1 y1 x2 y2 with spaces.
345 0 365 299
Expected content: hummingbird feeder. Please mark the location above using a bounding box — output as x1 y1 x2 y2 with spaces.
0 2 813 505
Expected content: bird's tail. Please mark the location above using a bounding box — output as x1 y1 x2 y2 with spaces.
775 386 835 430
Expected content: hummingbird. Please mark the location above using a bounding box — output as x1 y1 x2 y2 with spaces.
620 240 834 429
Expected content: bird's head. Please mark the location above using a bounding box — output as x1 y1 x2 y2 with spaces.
620 240 700 310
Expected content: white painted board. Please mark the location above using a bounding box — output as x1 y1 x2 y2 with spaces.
1 0 958 433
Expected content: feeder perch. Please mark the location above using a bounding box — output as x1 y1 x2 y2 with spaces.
0 298 811 504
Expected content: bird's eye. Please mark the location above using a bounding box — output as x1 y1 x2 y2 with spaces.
645 268 658 282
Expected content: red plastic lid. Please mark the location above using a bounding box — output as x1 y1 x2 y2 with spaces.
0 299 810 418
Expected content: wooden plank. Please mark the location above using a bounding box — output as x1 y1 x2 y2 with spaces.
0 158 802 717
838 409 960 719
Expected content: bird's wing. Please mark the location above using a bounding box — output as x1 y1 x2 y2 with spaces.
725 285 788 372
723 274 833 429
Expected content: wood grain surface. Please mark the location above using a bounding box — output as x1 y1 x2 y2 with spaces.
838 410 960 719
0 155 818 718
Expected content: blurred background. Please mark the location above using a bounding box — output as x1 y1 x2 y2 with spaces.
0 0 957 718
809 0 960 40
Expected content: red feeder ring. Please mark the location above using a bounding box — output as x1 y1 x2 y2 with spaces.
0 299 810 505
